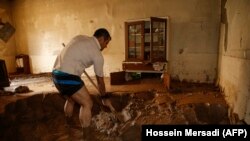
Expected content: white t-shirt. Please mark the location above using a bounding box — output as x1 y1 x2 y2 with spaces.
53 35 104 77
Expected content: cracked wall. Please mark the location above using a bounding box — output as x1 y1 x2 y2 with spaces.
217 0 250 124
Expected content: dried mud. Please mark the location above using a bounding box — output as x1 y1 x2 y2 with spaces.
0 75 230 141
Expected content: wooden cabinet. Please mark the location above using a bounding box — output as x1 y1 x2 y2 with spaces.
0 59 10 87
16 54 31 74
123 17 169 72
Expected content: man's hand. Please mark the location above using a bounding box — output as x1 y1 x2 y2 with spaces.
96 75 106 96
102 98 116 112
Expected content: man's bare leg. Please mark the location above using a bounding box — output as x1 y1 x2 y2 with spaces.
64 98 76 128
64 98 75 117
71 86 93 128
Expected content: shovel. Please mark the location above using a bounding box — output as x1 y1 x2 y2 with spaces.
83 71 125 122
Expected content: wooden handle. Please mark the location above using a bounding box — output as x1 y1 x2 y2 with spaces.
83 70 118 114
83 71 100 93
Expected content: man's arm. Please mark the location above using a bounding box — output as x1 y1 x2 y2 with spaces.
96 75 106 96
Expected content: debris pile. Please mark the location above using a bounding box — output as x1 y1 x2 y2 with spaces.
0 85 231 141
92 111 119 135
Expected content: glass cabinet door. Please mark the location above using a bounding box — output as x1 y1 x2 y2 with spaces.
144 21 151 61
150 17 166 62
125 21 144 61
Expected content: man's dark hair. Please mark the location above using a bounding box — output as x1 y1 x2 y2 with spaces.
93 28 111 41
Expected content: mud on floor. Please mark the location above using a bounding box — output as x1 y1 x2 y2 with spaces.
0 82 230 141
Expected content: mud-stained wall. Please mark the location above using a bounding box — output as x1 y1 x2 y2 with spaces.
217 0 250 123
9 0 220 82
0 1 16 73
169 1 220 83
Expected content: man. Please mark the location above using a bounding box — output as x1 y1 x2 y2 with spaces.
52 28 111 129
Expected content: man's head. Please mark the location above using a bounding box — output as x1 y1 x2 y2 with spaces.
93 28 111 51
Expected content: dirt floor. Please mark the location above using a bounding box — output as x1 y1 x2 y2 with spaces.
0 73 232 141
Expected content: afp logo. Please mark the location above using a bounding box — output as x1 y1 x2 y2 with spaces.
223 129 247 138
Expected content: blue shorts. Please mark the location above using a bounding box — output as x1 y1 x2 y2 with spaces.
52 70 84 96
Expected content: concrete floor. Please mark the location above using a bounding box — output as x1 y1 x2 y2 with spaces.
0 73 231 141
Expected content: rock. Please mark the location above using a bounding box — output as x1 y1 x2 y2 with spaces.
15 86 30 93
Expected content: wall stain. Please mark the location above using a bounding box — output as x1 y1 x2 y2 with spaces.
179 48 184 54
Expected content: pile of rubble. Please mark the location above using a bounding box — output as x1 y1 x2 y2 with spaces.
0 87 230 141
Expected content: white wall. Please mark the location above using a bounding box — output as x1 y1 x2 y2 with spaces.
10 0 221 83
218 0 250 123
